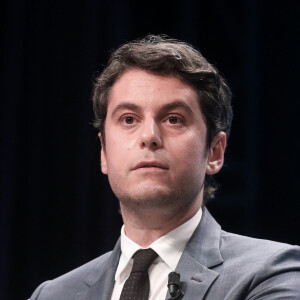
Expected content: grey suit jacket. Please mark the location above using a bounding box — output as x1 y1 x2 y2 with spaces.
30 208 300 299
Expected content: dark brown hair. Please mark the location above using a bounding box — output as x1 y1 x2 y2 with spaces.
93 34 233 200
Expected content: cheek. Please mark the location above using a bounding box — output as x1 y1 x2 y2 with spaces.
104 136 133 172
172 132 205 158
171 136 207 172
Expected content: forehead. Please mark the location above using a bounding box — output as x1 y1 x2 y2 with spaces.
108 69 201 112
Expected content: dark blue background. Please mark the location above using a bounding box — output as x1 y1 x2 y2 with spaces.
1 1 299 299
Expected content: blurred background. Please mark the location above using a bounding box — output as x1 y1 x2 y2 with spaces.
0 0 299 299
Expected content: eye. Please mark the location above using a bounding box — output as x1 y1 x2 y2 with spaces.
168 116 179 124
166 115 184 125
124 116 134 124
119 114 138 126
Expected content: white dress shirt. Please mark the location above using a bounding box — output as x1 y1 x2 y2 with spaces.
111 208 202 300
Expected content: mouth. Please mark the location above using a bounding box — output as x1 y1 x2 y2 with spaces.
132 161 169 171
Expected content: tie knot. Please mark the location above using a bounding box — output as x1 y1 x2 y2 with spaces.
131 248 158 273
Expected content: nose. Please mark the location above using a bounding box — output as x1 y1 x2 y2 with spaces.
139 118 162 150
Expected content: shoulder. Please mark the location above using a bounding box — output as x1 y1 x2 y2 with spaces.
218 230 300 299
220 229 300 261
29 251 112 300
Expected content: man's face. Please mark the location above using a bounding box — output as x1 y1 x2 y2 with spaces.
100 69 224 213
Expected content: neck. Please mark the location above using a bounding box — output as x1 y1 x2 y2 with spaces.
120 195 202 247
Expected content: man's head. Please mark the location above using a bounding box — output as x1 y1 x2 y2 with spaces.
93 35 232 202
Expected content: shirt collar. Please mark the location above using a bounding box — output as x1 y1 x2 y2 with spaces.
116 207 202 279
151 207 202 270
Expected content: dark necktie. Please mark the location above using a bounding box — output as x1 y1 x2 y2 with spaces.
119 248 158 300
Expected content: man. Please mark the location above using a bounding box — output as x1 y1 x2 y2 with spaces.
30 35 300 299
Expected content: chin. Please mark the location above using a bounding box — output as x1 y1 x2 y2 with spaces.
117 185 174 210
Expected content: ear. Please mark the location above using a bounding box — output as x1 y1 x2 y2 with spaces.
98 133 107 174
206 131 226 175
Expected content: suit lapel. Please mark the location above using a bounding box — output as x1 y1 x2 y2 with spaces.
165 208 223 300
74 266 116 300
75 208 222 300
167 252 219 299
74 240 121 300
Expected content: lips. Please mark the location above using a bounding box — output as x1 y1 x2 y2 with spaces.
132 161 169 171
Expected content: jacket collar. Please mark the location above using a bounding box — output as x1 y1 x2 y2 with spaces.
75 207 223 300
165 207 224 299
184 207 223 268
74 239 121 300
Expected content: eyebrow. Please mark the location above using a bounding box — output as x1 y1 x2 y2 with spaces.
159 101 194 116
110 101 195 117
111 103 142 117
